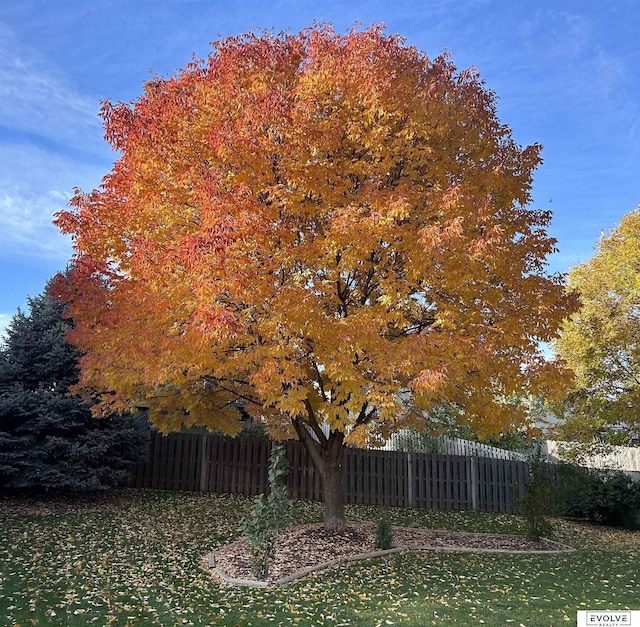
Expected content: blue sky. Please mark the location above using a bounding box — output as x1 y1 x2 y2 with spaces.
0 0 638 336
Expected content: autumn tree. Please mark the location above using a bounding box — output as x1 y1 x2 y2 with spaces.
55 25 576 530
554 210 640 445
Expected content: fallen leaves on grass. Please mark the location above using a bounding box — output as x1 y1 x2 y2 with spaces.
1 491 639 626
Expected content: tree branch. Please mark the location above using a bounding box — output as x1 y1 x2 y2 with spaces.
354 402 370 426
302 398 328 445
292 416 324 472
312 359 328 402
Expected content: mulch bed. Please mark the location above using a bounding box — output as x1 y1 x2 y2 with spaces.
208 522 573 586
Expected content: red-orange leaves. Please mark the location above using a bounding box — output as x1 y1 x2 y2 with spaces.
55 24 576 441
191 304 238 336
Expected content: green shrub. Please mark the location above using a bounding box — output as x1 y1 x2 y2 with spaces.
551 464 640 529
241 444 293 579
376 518 393 550
516 451 555 541
548 462 592 519
238 420 268 439
394 430 440 453
587 470 640 528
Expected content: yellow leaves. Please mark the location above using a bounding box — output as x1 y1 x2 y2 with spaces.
554 209 640 438
387 198 413 222
344 425 370 448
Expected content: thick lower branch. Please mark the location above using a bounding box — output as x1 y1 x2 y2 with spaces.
292 416 324 472
303 399 328 445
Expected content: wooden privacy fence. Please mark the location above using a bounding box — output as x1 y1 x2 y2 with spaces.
131 431 529 513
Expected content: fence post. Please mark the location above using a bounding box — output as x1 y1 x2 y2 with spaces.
469 456 478 511
406 452 415 507
199 432 209 492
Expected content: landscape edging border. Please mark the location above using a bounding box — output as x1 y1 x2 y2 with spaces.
203 526 575 588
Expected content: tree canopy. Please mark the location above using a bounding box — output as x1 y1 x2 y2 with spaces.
554 210 640 444
55 24 577 528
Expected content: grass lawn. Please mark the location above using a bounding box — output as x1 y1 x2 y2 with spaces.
1 489 639 626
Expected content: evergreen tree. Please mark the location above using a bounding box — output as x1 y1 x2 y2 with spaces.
0 278 149 492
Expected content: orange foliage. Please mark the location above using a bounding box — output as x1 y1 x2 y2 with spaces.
55 24 577 445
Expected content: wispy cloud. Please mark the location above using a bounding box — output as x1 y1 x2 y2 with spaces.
0 142 106 261
0 22 113 263
511 9 640 148
0 190 72 261
0 23 104 155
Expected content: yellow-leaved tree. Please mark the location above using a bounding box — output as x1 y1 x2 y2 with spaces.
554 210 640 444
55 25 577 530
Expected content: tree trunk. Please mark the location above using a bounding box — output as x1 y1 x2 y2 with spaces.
292 416 346 532
321 431 345 532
